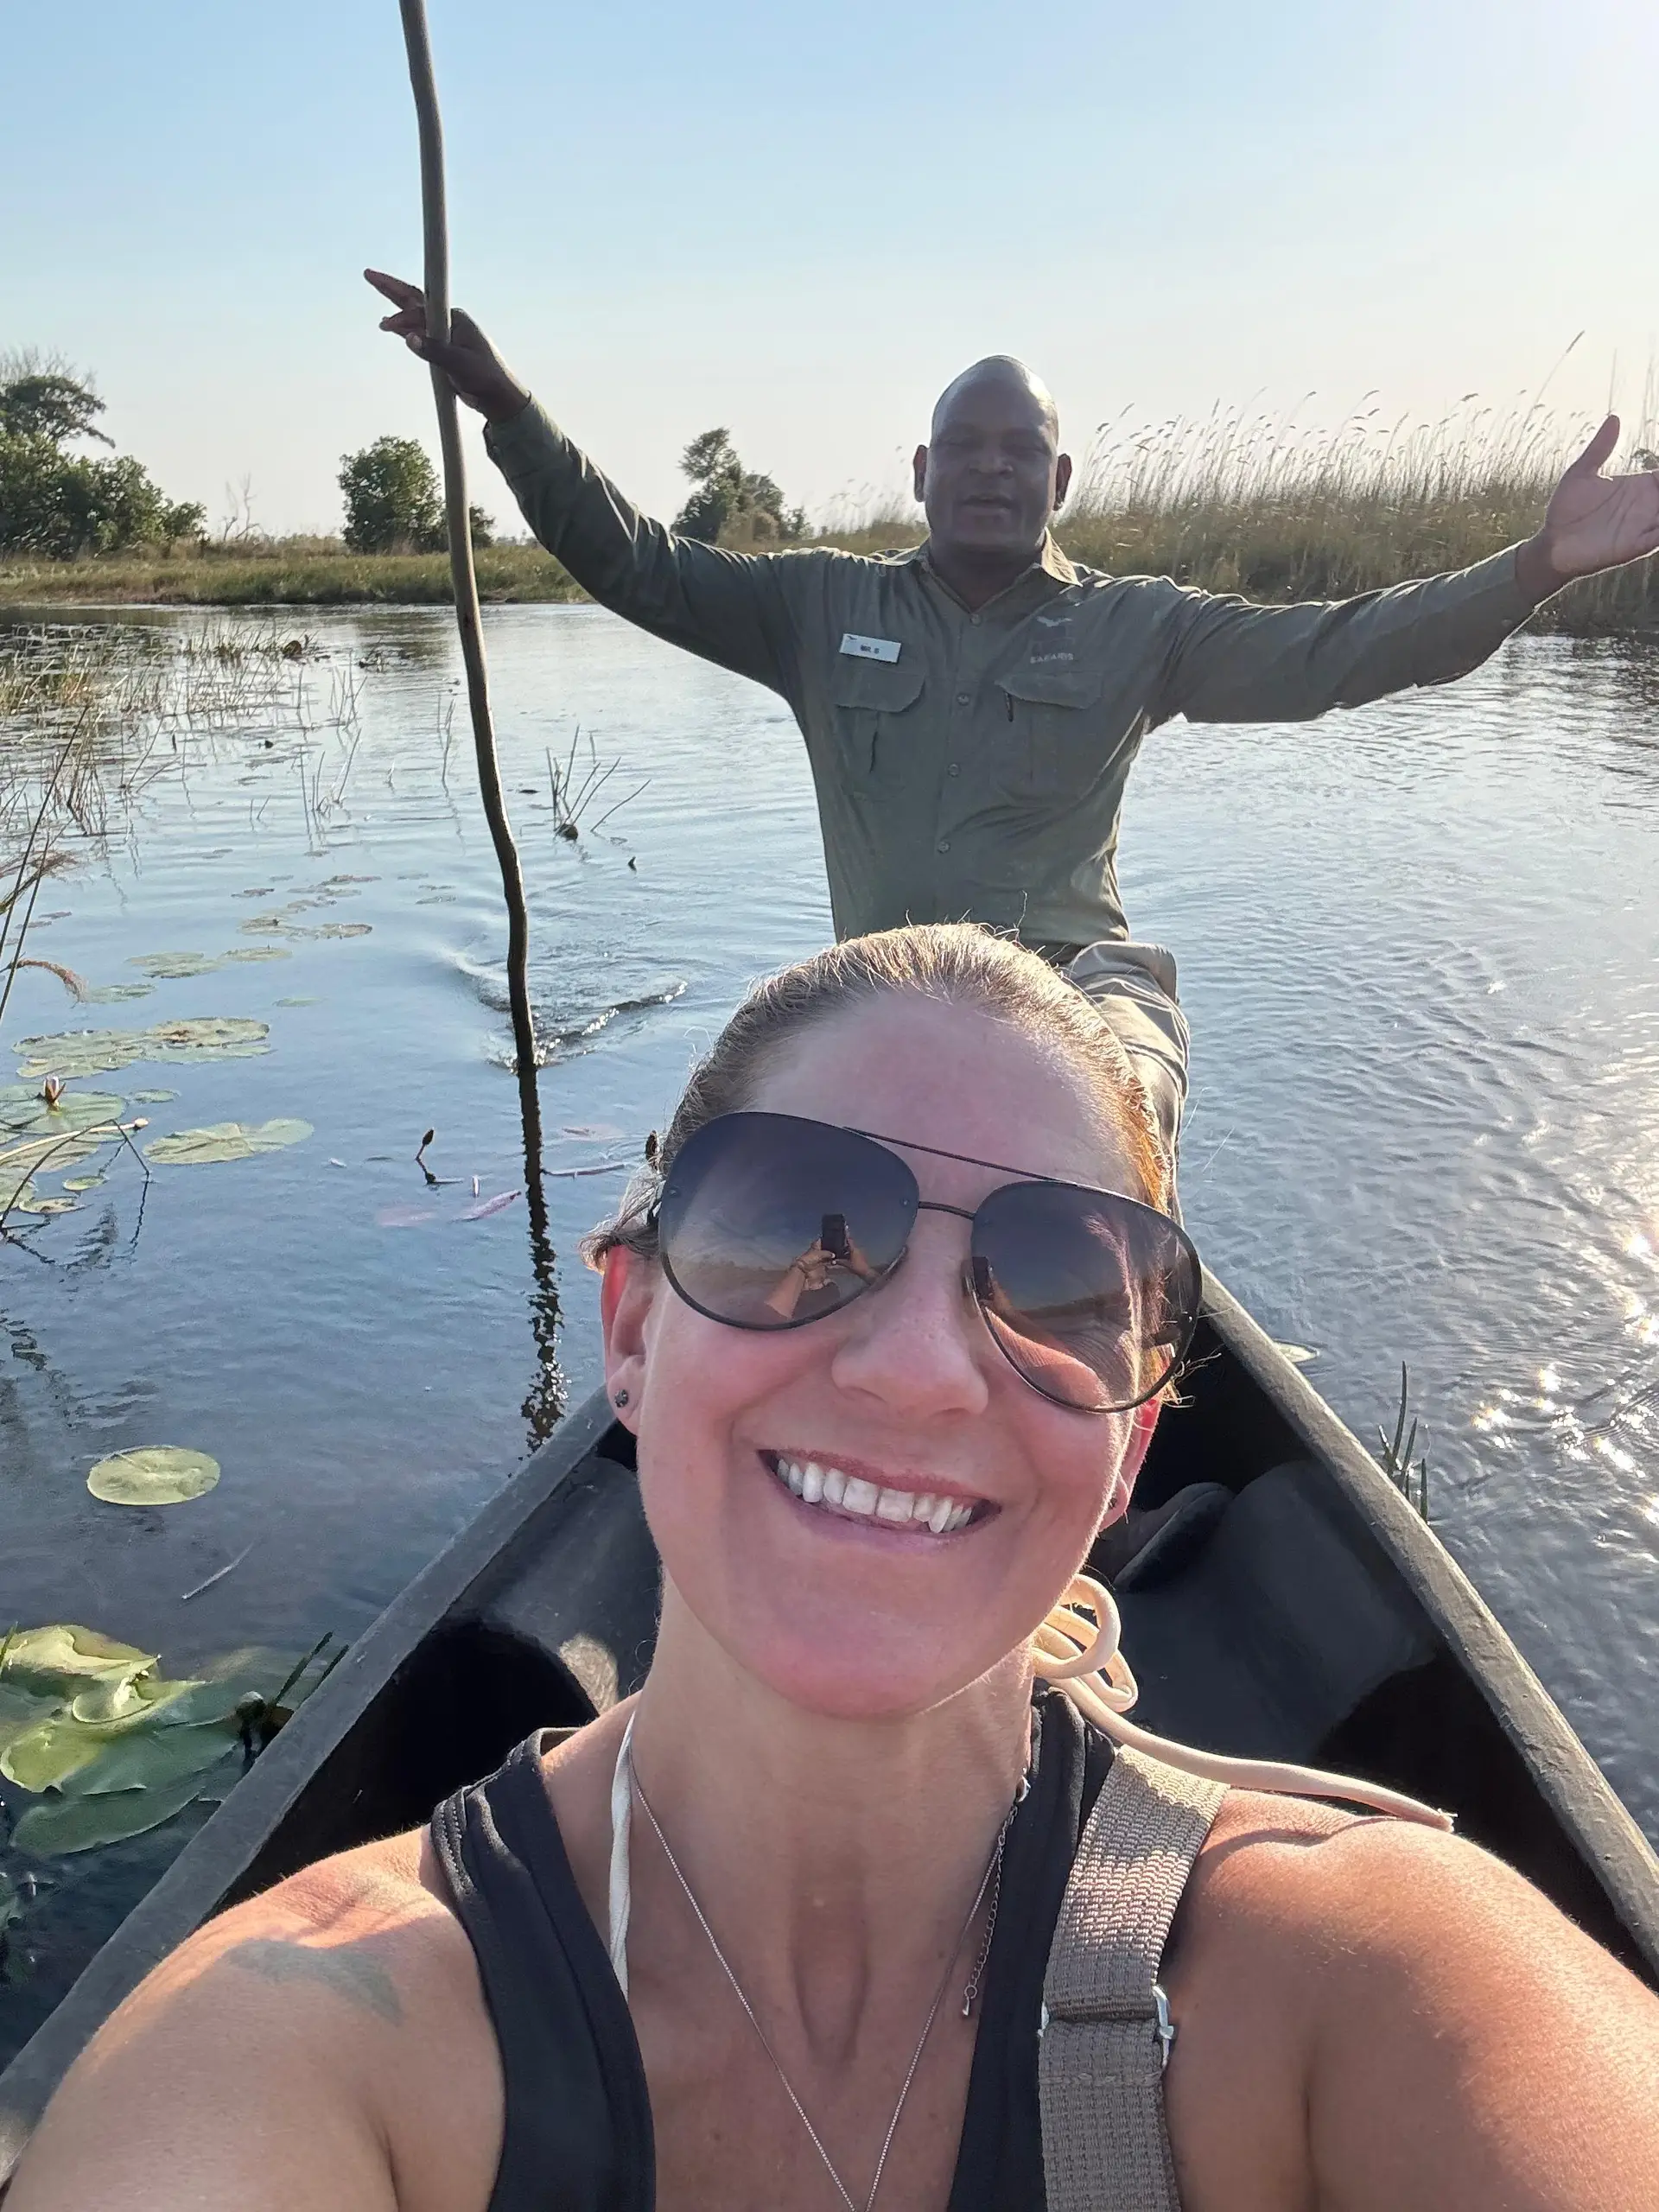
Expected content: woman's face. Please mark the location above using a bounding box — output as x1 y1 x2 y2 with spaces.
603 996 1155 1721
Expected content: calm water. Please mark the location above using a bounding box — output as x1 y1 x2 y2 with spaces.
0 605 1656 2050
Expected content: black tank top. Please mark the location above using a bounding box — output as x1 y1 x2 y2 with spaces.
430 1688 1111 2212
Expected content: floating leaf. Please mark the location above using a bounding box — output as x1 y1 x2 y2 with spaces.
61 1173 105 1192
145 1119 312 1167
13 1763 223 1856
54 1717 240 1800
306 922 371 940
0 1625 157 1701
274 995 319 1007
222 945 290 963
0 1086 125 1140
130 1089 176 1104
84 982 154 1004
0 1681 67 1759
87 1446 220 1507
128 952 224 980
13 1019 270 1081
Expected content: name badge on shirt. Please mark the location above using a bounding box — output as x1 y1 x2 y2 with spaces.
839 632 902 664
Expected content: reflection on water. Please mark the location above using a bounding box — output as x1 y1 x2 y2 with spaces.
0 604 1654 2044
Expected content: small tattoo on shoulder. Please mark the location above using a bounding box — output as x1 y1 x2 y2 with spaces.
223 1936 403 2024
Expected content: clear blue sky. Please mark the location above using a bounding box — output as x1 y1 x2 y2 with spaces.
3 0 1653 536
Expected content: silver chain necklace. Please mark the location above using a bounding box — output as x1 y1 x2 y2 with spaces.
628 1751 1021 2212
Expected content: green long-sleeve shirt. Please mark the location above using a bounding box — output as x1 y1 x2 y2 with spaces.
486 401 1538 953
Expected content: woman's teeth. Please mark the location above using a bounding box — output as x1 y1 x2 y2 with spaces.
773 1457 976 1535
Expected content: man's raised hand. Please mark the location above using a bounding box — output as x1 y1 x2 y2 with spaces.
1521 414 1659 596
364 270 530 426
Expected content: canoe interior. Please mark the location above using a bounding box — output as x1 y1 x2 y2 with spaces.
3 1287 1657 2179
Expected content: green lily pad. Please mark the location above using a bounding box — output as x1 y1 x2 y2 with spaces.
60 1717 239 1799
307 922 371 940
128 952 224 980
130 1089 176 1104
87 1446 220 1507
61 1173 105 1192
12 1762 225 1857
0 1624 157 1702
222 945 290 964
84 982 154 1005
0 1086 126 1140
0 1681 69 1758
145 1119 312 1167
274 996 319 1007
14 1019 270 1081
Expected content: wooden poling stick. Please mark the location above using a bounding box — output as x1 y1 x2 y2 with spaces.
397 0 537 1076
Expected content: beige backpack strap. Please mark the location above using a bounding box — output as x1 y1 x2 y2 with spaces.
1039 1745 1226 2212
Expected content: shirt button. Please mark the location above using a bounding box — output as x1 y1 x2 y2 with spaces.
955 690 970 705
948 763 960 776
937 839 950 854
970 614 982 626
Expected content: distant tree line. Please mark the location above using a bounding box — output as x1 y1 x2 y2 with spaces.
0 354 206 558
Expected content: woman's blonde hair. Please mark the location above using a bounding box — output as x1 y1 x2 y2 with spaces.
584 922 1168 1268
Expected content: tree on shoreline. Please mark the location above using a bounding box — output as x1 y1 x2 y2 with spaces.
675 428 805 545
0 353 206 559
338 435 493 554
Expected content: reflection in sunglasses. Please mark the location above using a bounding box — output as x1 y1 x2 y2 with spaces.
761 1213 883 1319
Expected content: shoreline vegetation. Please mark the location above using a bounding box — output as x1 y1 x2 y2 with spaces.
5 400 1659 634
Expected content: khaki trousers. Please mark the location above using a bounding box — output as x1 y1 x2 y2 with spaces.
1060 939 1190 1174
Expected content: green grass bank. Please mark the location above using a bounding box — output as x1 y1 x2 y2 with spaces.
5 492 1657 635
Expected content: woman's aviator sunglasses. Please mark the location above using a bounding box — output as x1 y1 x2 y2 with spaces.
651 1112 1204 1414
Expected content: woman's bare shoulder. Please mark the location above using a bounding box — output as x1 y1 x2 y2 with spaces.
7 1827 503 2212
1166 1789 1659 2212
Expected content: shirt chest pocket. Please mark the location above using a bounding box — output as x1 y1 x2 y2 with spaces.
996 662 1107 799
830 657 926 791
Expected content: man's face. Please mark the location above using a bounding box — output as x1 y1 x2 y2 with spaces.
914 375 1071 567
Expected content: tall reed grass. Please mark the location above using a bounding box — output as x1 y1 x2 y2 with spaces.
817 390 1659 633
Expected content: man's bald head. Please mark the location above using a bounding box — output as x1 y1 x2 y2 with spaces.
930 356 1059 443
914 357 1071 601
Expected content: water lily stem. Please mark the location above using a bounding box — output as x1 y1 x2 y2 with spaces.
397 0 537 1077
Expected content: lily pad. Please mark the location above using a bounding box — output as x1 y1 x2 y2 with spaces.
0 1625 157 1701
0 1085 125 1140
0 1681 69 1759
128 952 224 980
87 1446 220 1507
84 982 154 1004
274 996 319 1008
222 945 290 963
61 1173 105 1192
12 1762 226 1857
130 1089 176 1104
145 1119 312 1166
14 1018 270 1080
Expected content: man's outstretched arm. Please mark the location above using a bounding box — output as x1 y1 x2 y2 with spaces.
1156 416 1659 726
365 270 798 696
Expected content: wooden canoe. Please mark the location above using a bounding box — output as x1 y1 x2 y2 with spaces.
2 1270 1656 2183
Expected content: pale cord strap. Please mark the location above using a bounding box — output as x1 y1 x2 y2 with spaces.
1040 1746 1225 2212
607 1713 637 1999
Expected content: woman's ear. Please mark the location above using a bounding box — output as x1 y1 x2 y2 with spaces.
600 1247 654 1431
1100 1400 1160 1529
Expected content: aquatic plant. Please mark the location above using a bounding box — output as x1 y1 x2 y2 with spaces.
1377 1363 1431 1522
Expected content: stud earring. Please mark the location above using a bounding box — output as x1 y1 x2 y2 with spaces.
613 1389 630 1408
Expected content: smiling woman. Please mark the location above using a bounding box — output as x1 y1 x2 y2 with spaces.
9 925 1659 2212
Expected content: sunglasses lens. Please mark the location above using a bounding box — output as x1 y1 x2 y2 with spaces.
970 1182 1201 1411
658 1113 917 1330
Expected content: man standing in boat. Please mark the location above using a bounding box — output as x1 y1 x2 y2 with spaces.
366 270 1659 1175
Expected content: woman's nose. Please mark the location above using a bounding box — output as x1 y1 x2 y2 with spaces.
826 1218 991 1419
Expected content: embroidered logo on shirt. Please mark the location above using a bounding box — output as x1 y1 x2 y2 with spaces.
839 632 903 664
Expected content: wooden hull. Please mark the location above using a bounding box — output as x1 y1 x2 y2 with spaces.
2 1269 1656 2180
